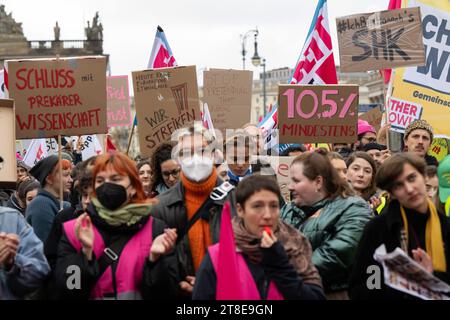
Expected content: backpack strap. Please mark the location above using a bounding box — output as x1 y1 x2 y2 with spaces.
186 181 235 231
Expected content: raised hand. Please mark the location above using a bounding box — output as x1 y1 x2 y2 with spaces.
261 229 277 248
180 276 196 294
412 248 433 273
149 228 177 262
75 213 94 260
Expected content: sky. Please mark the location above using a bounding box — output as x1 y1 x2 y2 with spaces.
3 0 389 81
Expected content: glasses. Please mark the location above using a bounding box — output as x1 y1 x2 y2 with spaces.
162 168 181 178
362 136 377 143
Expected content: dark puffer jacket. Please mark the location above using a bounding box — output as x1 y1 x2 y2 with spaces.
281 196 372 292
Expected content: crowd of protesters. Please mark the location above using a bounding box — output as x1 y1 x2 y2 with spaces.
1 118 450 300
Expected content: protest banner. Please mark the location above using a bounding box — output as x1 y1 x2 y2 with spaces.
77 135 103 160
107 76 131 127
390 0 450 139
23 139 47 168
336 7 425 72
0 99 17 188
359 106 383 133
5 56 107 139
374 244 450 300
132 65 200 157
387 97 423 133
203 69 252 132
278 85 359 144
267 156 295 203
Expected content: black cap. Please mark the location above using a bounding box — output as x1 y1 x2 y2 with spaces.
29 155 59 186
363 143 387 152
17 160 31 171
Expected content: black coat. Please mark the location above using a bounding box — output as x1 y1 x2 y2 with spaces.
151 179 237 282
349 200 450 300
52 204 179 300
192 242 325 300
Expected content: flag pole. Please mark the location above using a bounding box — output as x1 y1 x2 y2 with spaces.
126 119 135 156
57 134 63 210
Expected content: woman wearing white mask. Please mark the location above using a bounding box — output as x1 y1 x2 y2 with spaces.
151 122 237 298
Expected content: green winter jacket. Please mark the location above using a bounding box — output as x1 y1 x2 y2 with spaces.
281 196 371 293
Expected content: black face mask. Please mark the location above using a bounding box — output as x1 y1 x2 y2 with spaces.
96 182 129 211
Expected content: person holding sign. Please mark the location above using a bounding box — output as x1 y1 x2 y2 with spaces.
26 155 73 242
193 175 324 300
281 152 371 299
404 120 438 166
151 122 237 298
349 153 450 300
53 153 179 300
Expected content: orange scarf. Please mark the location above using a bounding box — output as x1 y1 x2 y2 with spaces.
181 170 217 272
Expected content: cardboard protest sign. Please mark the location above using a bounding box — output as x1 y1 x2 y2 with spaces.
0 99 17 188
203 69 252 132
391 0 450 140
278 85 359 144
336 7 425 72
132 65 200 157
267 156 295 203
5 56 107 139
387 97 423 133
359 106 383 133
107 76 131 127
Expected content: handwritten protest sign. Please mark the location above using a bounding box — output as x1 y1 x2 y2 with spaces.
336 7 425 72
132 65 200 157
359 106 383 133
107 76 131 127
0 99 16 188
391 0 450 140
267 156 295 203
387 97 423 133
278 85 359 144
203 69 252 132
5 56 107 139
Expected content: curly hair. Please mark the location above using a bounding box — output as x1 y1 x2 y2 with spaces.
150 143 175 192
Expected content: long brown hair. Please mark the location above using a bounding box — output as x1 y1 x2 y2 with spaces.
291 152 354 200
346 151 377 201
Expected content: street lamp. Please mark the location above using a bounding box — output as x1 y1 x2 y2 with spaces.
241 28 258 70
250 33 267 118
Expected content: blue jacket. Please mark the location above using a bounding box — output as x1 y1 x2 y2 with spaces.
0 207 50 300
25 189 70 242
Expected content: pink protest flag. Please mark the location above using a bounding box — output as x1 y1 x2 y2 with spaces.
260 0 337 153
148 26 178 69
216 201 244 300
382 0 402 85
133 26 178 127
290 0 337 85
